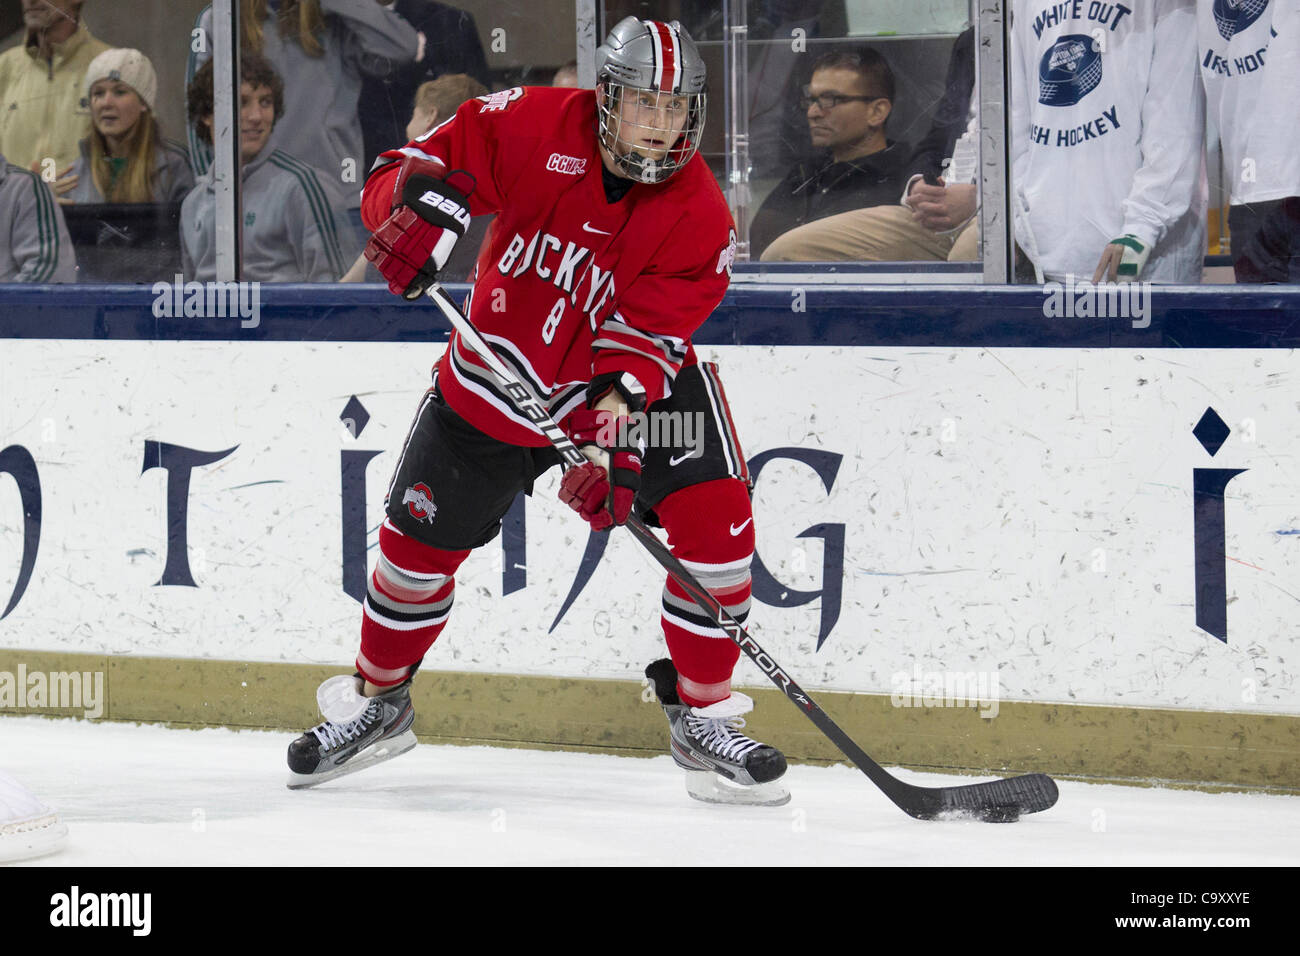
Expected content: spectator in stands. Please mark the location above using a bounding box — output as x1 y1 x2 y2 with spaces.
759 27 980 263
1011 1 1205 284
58 49 193 205
1198 0 1299 283
359 0 490 171
339 72 488 282
402 72 486 143
0 0 109 174
182 55 352 283
188 0 419 230
744 1 843 180
0 150 77 282
551 60 579 88
748 47 911 260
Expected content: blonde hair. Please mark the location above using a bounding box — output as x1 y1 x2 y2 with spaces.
242 0 325 58
413 74 489 125
88 110 163 203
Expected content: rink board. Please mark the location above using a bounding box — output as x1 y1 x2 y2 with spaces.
1 284 1299 786
2 338 1296 709
1 648 1295 790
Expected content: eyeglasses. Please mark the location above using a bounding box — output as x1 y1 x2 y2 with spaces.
799 90 885 111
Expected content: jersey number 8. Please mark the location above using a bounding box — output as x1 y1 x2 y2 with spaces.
542 297 565 344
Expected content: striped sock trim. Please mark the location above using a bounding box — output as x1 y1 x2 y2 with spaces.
368 571 455 617
362 597 453 632
662 586 751 622
355 651 411 686
662 607 747 640
678 674 731 706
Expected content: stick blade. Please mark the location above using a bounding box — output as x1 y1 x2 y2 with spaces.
901 772 1060 823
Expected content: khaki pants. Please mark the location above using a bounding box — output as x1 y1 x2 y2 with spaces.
758 204 980 263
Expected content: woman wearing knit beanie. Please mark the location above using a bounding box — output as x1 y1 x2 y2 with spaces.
60 48 193 205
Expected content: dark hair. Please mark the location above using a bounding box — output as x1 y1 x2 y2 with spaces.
186 53 285 145
809 46 895 104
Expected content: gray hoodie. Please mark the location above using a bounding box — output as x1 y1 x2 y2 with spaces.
0 152 77 282
188 0 419 208
180 145 355 282
66 136 195 205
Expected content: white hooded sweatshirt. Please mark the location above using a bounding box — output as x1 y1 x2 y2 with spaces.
1011 0 1207 283
1199 0 1300 205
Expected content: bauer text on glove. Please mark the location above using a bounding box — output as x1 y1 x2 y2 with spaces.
364 156 474 299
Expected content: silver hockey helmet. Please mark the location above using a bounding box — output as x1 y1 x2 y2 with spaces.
594 17 707 184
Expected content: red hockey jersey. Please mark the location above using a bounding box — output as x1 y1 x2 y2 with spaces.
361 86 737 447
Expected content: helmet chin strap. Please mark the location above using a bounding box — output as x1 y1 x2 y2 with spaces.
623 151 660 183
599 136 662 184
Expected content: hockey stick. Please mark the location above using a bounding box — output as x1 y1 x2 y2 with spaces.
424 284 1059 822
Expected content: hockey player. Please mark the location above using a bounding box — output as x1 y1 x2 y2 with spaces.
286 17 790 805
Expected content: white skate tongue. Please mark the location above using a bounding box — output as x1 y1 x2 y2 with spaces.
0 770 68 862
0 769 50 820
690 692 754 719
317 675 369 724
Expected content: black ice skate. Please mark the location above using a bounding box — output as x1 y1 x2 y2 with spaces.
645 658 790 806
286 675 417 789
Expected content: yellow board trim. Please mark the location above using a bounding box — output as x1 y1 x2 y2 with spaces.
1 650 1296 793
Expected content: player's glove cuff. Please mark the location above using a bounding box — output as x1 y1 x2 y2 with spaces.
400 168 475 237
586 371 648 414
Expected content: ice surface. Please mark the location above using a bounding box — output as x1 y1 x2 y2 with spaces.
2 716 1297 866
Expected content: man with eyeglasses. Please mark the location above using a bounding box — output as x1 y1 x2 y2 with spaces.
759 27 980 266
749 47 910 259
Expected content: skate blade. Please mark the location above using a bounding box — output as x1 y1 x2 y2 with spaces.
286 729 418 790
683 770 791 807
0 813 69 863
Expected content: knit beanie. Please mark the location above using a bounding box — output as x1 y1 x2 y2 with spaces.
83 48 158 112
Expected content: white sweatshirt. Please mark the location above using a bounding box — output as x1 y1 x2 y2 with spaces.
1200 0 1300 204
1011 0 1207 283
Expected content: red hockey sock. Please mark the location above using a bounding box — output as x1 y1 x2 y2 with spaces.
653 479 753 708
356 520 470 686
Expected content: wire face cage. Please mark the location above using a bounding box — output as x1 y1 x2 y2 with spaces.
596 81 706 183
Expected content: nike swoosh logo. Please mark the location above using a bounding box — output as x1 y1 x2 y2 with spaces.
582 221 612 235
668 451 698 466
729 518 753 536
